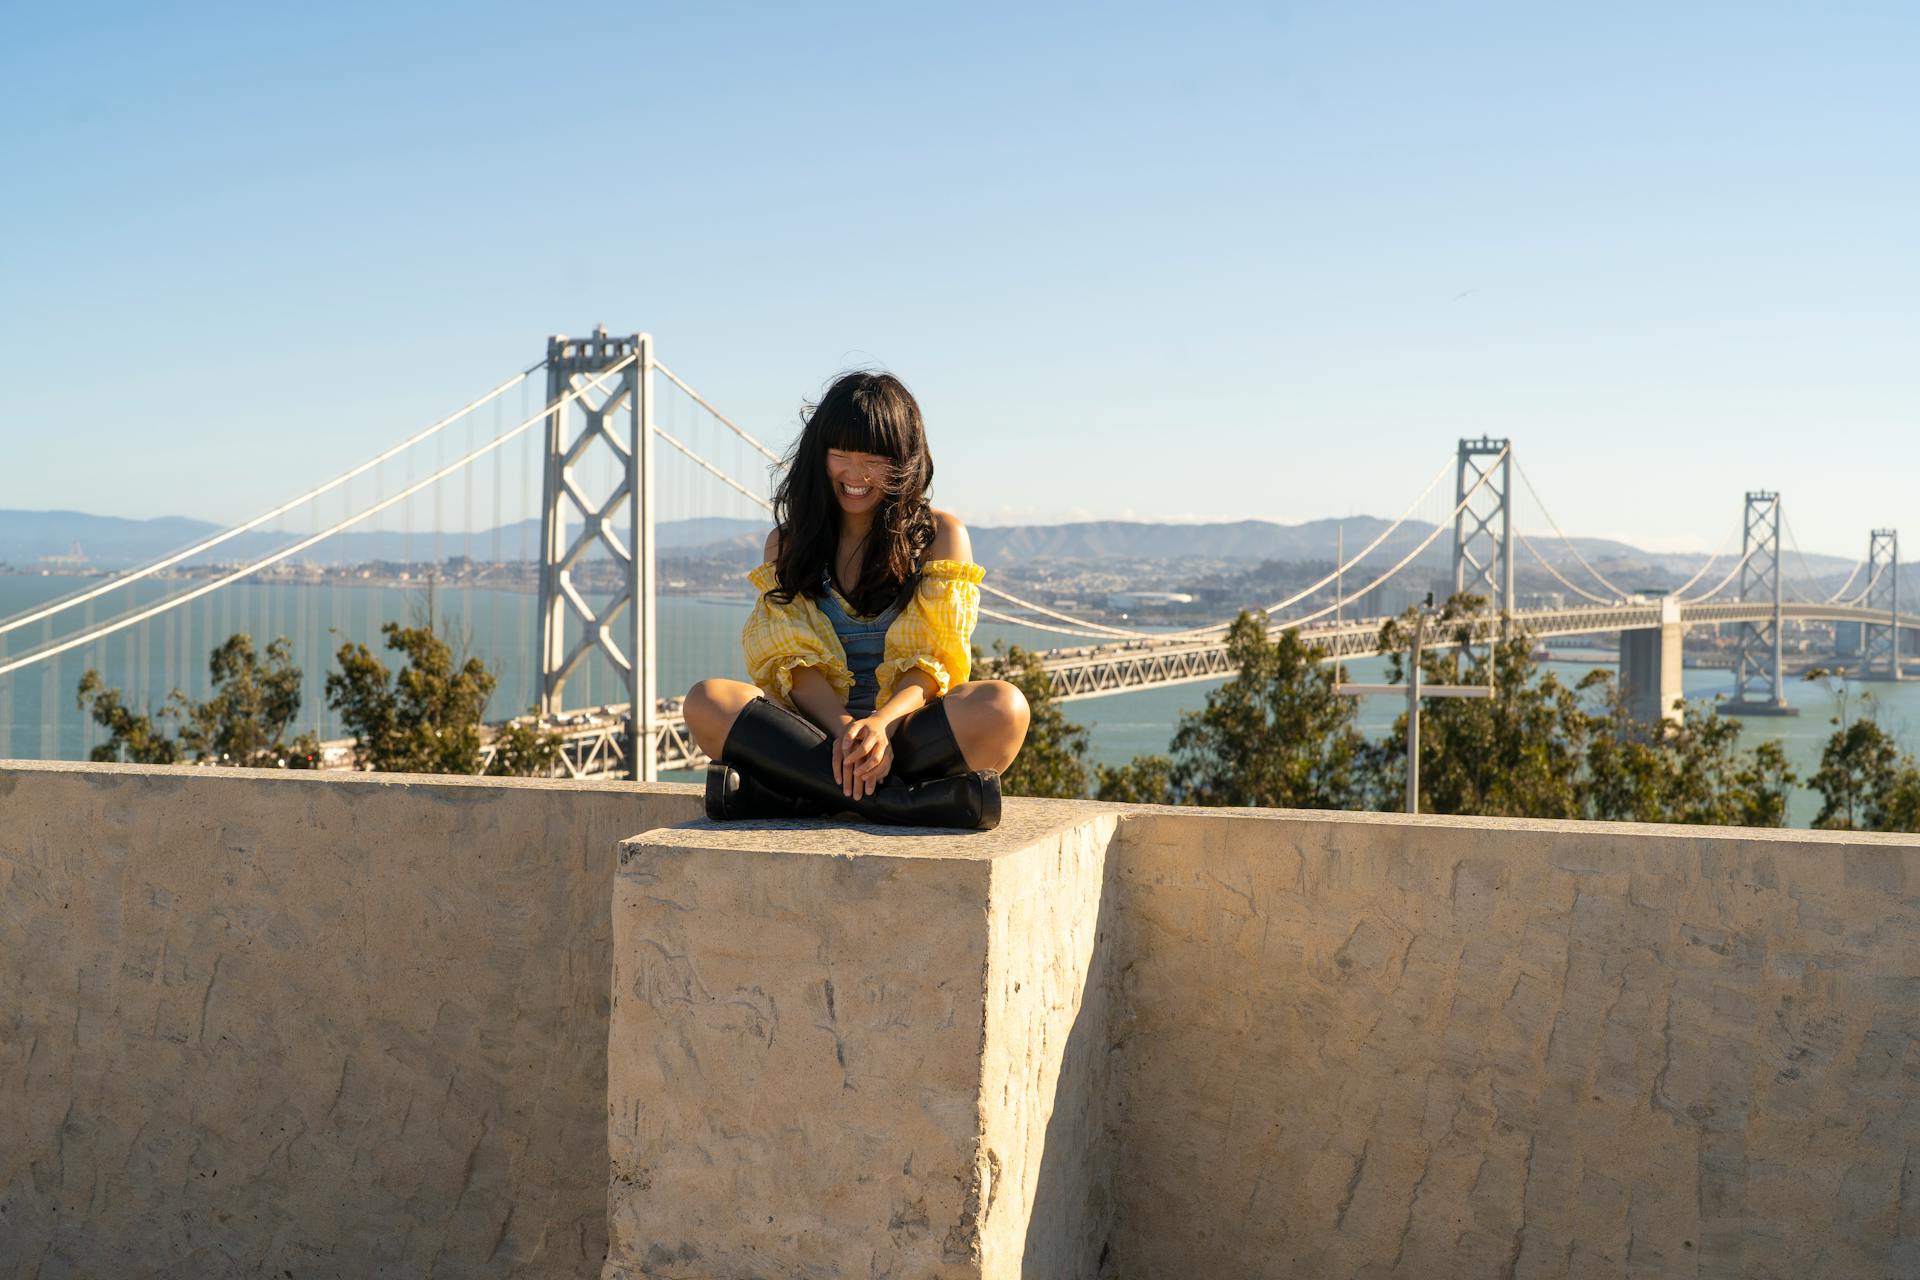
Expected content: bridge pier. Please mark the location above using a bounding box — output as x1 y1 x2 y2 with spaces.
1619 597 1685 725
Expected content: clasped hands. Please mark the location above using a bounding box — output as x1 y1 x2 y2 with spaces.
832 714 894 799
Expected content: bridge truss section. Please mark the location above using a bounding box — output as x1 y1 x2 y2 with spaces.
1725 491 1794 715
1862 528 1902 681
536 328 661 778
1451 437 1513 618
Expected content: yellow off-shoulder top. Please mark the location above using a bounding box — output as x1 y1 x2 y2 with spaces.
740 558 987 711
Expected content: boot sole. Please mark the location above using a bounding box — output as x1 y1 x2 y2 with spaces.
704 764 740 821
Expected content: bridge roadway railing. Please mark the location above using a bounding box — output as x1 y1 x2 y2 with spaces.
312 601 1920 776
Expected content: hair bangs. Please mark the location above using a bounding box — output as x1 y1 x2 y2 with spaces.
822 387 911 461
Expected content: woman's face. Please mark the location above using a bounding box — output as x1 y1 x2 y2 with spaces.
825 448 890 520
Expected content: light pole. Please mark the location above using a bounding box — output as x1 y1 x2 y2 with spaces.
1338 600 1492 814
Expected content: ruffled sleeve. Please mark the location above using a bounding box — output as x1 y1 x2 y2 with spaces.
741 562 851 708
875 559 986 706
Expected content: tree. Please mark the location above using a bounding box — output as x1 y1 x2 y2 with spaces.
326 621 499 774
486 718 569 778
75 670 182 765
1796 666 1920 832
1094 754 1175 804
77 633 321 768
1373 597 1587 819
1878 763 1920 832
1159 611 1375 809
1581 671 1795 827
974 642 1090 799
1807 718 1920 832
178 634 320 767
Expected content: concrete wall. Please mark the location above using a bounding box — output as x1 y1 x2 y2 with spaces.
0 760 700 1279
604 805 1120 1280
1109 808 1920 1279
7 760 1918 1279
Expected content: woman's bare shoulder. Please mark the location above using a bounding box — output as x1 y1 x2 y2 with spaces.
928 509 972 561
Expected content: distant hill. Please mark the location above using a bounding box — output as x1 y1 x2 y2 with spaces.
967 515 1859 586
0 510 223 565
0 507 1858 588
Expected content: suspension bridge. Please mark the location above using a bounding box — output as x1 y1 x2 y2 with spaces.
2 329 1913 780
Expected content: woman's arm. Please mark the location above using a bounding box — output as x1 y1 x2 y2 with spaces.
873 512 970 729
743 525 855 736
790 666 855 738
761 526 859 738
841 512 975 792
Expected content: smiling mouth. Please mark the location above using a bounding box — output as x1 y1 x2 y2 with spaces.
840 484 874 498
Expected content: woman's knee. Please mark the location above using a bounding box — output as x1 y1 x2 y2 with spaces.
684 678 755 747
968 679 1030 734
950 680 1030 750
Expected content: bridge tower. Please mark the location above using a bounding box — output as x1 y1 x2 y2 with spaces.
1451 437 1513 617
1723 491 1795 716
1861 529 1901 681
537 328 658 780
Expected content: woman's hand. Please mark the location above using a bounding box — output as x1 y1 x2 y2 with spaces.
833 715 894 799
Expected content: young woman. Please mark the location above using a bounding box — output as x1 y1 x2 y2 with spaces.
682 372 1030 830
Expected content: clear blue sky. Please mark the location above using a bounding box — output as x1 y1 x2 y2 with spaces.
2 2 1914 557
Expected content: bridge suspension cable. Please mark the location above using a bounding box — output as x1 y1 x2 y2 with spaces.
1516 531 1618 605
1778 512 1845 605
0 355 637 682
1512 457 1628 601
1152 456 1456 640
652 361 783 463
1837 558 1888 608
1665 523 1739 598
0 361 546 643
977 604 1146 640
1257 445 1512 633
979 586 1155 639
1823 554 1869 605
1678 541 1758 603
655 426 775 511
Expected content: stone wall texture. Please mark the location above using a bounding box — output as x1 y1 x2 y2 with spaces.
604 805 1120 1280
0 760 699 1279
6 759 1918 1280
1109 809 1920 1279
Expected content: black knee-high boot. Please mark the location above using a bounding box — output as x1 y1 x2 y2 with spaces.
703 761 828 821
712 697 1001 831
887 698 972 782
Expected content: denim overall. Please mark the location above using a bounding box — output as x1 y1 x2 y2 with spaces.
817 568 908 718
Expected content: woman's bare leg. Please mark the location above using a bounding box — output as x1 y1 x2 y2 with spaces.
936 679 1031 773
682 678 765 760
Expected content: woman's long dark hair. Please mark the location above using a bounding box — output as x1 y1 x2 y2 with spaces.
766 371 936 615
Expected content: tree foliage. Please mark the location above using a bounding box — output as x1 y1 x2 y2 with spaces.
1093 754 1175 804
77 633 321 768
1165 612 1375 809
485 718 569 778
75 670 182 765
325 621 499 774
1081 612 1376 809
1581 671 1795 827
1794 668 1920 833
1807 718 1920 831
975 641 1089 799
